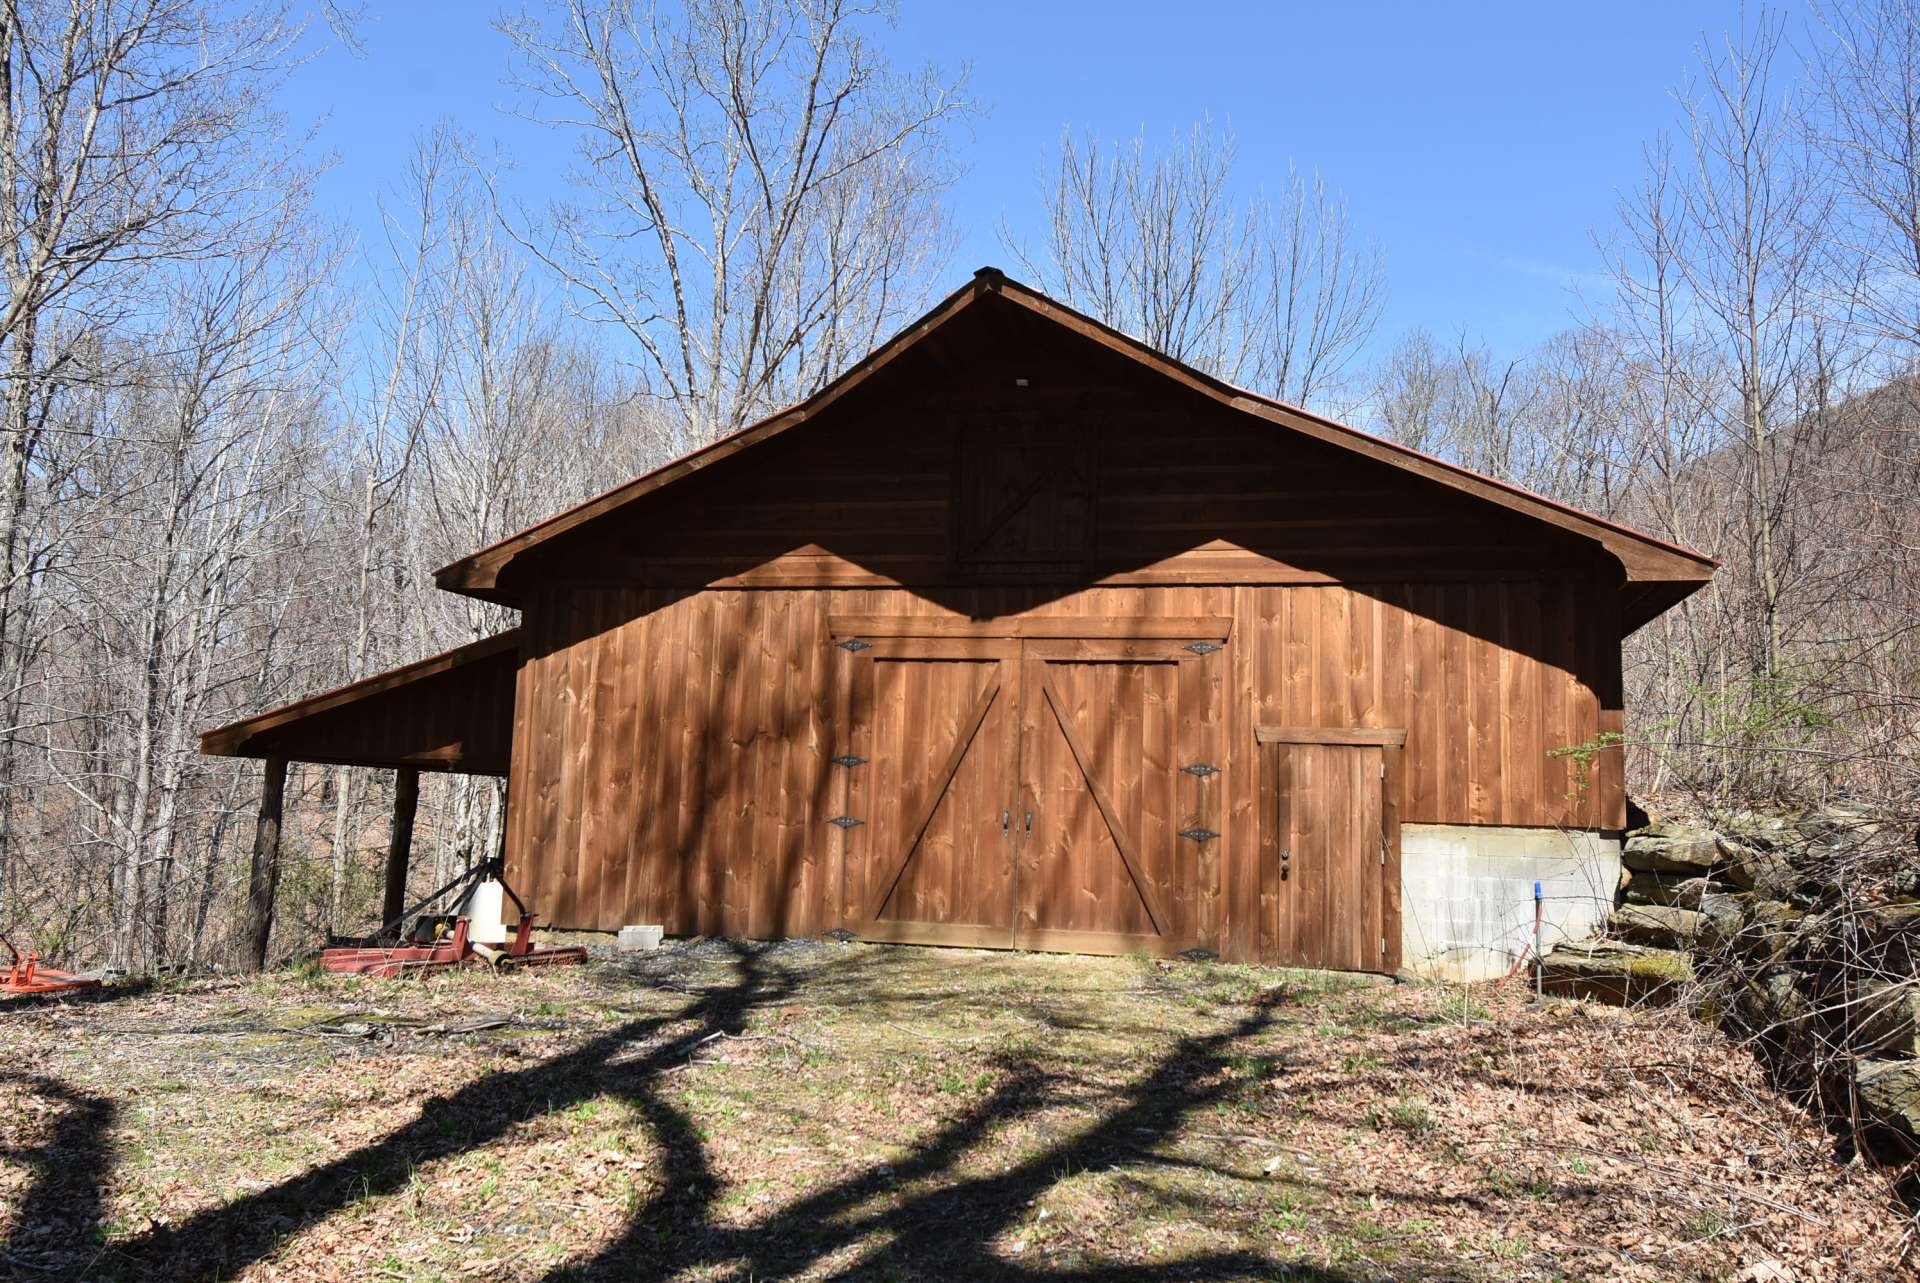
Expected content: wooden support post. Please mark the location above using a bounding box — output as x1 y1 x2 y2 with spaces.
243 755 288 973
381 767 421 932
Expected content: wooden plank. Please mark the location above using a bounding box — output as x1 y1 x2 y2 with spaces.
1296 744 1323 967
866 656 1004 922
679 590 717 934
841 644 875 927
797 591 832 935
1256 726 1408 747
1220 587 1257 962
1382 744 1404 973
1013 926 1180 957
201 631 522 756
1260 743 1288 964
752 591 796 936
1039 671 1170 935
828 614 1232 640
852 919 1015 949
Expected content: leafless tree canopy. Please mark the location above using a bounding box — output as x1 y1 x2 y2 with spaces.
494 0 971 448
1006 122 1384 413
0 1 1916 975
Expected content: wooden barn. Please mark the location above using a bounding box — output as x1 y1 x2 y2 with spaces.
204 269 1716 976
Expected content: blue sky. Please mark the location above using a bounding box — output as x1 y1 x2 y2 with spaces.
279 1 1770 361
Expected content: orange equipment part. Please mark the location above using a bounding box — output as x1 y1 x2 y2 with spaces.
320 913 587 979
2 938 103 996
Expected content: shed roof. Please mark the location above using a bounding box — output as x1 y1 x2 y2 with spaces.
199 630 519 774
433 268 1715 632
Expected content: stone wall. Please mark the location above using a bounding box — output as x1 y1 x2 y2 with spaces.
1400 825 1622 980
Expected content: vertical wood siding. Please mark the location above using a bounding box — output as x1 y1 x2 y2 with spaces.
505 578 1624 967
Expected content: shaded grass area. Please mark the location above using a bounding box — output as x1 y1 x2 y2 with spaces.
0 942 1907 1281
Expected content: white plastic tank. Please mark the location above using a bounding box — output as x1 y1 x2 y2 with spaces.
455 878 512 944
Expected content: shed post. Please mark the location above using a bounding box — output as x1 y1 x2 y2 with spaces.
381 767 421 932
242 755 288 972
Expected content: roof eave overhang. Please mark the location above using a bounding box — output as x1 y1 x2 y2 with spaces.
198 629 520 772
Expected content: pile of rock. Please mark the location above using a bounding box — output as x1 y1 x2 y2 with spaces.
1539 804 1920 1162
1539 819 1805 1003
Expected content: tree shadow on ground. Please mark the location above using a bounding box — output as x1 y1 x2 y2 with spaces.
0 1073 116 1277
6 946 1387 1283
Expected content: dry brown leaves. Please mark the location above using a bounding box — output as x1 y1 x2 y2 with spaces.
0 946 1910 1282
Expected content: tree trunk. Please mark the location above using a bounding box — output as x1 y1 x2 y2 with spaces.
242 756 288 973
381 767 420 934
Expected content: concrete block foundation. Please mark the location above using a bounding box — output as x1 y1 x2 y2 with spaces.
1400 825 1622 981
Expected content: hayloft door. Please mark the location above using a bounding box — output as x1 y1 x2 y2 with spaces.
1014 639 1221 956
842 640 1020 947
1258 728 1404 974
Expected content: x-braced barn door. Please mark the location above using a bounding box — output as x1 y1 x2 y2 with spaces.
832 626 1224 956
1016 639 1221 954
839 639 1021 948
1258 728 1404 974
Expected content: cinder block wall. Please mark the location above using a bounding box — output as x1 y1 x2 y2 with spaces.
1399 826 1622 980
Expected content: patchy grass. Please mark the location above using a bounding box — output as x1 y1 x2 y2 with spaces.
0 941 1908 1281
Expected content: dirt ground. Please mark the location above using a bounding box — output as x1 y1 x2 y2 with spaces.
0 940 1910 1282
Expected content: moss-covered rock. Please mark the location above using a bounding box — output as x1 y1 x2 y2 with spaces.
1624 872 1719 909
1622 827 1723 876
1539 940 1693 1006
1853 982 1920 1058
1856 1058 1920 1152
1611 903 1707 949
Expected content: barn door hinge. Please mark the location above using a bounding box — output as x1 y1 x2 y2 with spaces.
1183 640 1223 655
1179 762 1220 779
836 638 873 652
831 754 866 768
1178 827 1219 843
827 815 864 829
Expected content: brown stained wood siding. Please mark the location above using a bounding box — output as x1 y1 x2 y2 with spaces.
505 299 1623 602
205 639 518 774
504 578 1623 963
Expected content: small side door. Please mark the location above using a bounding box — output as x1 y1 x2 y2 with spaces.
1259 727 1404 973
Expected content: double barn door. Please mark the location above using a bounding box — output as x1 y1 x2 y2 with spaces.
836 628 1224 956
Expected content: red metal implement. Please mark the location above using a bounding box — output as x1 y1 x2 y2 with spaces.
321 913 586 979
2 939 103 996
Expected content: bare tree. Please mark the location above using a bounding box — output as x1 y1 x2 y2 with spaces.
1813 0 1920 347
0 0 303 886
494 0 970 447
1006 120 1383 411
1673 12 1836 686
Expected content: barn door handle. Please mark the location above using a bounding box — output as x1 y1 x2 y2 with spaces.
1024 810 1033 833
1280 847 1290 882
1001 808 1010 835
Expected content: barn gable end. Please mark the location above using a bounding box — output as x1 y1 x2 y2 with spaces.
209 269 1716 979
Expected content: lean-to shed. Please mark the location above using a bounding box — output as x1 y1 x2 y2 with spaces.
204 268 1715 976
